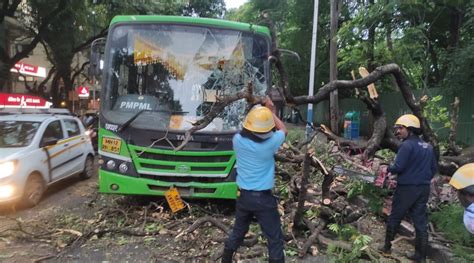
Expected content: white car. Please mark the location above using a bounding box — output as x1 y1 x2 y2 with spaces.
0 111 95 207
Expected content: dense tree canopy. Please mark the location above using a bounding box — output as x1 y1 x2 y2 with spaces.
2 0 473 106
226 0 474 97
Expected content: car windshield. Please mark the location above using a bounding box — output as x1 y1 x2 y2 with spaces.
102 23 270 132
0 121 41 147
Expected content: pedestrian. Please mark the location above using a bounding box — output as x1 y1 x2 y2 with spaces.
448 163 474 234
379 114 437 263
222 97 287 263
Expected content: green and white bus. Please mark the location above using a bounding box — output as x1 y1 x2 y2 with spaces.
97 15 272 199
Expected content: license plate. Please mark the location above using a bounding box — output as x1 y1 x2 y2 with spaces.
101 136 121 154
165 187 185 213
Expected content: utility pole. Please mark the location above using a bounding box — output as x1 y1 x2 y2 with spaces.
329 0 340 134
306 0 319 138
92 9 96 108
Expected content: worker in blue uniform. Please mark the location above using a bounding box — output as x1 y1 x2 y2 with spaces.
380 114 437 263
449 163 474 234
222 97 287 263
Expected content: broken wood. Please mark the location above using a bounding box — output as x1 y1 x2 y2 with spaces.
447 97 461 156
293 150 312 230
299 219 327 257
358 66 378 99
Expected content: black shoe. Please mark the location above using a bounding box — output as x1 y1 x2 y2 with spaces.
379 225 397 255
406 233 428 263
221 248 234 263
269 257 285 263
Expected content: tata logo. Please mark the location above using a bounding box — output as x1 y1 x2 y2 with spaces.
176 164 191 173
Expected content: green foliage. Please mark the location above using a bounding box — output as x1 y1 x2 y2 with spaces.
375 149 396 161
424 95 451 133
431 204 474 246
327 223 372 262
285 127 305 145
431 203 474 262
346 179 390 215
182 0 226 18
144 223 162 233
284 246 298 257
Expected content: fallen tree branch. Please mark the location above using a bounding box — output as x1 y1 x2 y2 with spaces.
299 219 327 257
175 81 260 151
293 150 312 230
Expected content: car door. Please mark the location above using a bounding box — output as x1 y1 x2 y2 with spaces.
62 118 87 175
40 120 68 181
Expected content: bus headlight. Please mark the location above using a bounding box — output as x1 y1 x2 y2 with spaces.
106 160 116 170
119 163 128 173
0 185 15 198
0 161 16 179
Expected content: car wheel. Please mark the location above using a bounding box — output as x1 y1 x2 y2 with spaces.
21 173 45 207
80 155 94 180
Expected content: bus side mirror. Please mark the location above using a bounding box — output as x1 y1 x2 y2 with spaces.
89 38 106 79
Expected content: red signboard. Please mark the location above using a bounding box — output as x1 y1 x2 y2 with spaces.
77 86 90 98
10 62 47 78
0 93 52 109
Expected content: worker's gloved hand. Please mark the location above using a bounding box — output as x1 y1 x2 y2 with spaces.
374 165 389 187
263 96 275 112
387 173 397 189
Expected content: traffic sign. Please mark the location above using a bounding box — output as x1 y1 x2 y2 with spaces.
77 86 90 98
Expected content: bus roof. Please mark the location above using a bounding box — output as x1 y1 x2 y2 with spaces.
110 15 271 37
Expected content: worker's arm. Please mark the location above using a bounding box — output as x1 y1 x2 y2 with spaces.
388 143 411 174
264 96 287 136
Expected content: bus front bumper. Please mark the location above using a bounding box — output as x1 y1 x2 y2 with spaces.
99 170 238 200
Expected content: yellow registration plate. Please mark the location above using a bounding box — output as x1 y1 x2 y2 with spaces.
101 137 122 154
165 187 185 213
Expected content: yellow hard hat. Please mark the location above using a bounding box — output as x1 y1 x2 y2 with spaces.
395 114 420 128
449 163 474 190
243 106 275 133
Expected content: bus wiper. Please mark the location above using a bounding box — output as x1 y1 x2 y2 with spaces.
117 109 188 132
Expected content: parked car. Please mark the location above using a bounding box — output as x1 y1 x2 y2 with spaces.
0 109 95 207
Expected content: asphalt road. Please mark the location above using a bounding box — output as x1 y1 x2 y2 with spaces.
0 158 99 262
0 157 99 218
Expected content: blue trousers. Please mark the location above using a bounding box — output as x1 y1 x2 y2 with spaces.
224 189 284 260
388 184 430 235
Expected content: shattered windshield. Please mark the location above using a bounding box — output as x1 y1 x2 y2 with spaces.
102 23 270 132
0 121 40 147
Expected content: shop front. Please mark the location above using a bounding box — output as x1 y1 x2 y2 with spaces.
0 93 52 109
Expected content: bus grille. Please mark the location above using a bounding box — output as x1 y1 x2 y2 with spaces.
129 146 235 179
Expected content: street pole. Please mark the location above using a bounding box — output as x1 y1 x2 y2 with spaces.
329 0 340 134
306 0 319 138
92 10 96 108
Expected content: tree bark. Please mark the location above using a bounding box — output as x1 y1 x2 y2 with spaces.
293 150 312 230
447 97 461 156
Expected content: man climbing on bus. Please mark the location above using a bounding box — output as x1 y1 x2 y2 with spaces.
222 96 287 263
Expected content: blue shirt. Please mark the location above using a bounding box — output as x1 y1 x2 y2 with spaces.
464 203 474 234
388 135 437 185
233 130 286 190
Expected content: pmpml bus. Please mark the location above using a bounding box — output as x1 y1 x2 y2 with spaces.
95 16 272 199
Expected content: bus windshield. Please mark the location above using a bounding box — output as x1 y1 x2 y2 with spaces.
102 23 270 132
